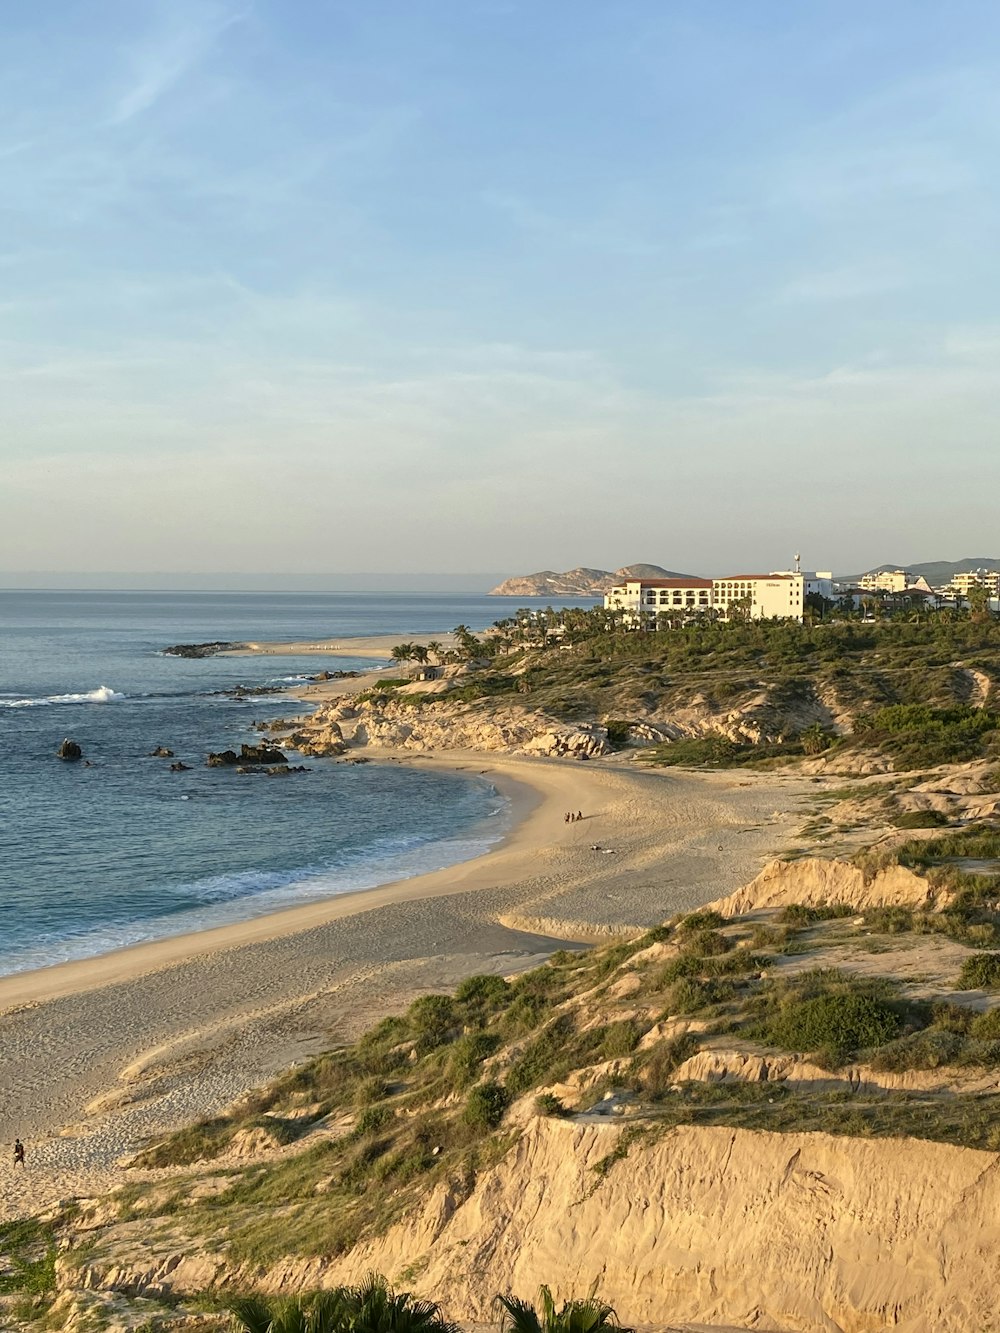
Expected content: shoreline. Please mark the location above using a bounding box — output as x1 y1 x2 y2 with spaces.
0 738 818 1221
0 755 541 1010
222 631 463 660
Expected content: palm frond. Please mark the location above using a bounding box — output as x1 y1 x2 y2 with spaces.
493 1292 545 1333
229 1294 279 1333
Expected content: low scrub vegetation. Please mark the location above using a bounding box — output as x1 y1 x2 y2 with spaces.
46 873 1000 1304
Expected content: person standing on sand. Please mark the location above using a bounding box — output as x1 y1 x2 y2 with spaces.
13 1139 25 1168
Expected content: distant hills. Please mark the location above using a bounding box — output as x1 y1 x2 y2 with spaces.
839 557 1000 586
491 557 1000 598
488 565 690 597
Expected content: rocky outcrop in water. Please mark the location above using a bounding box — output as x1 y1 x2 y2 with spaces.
57 738 83 761
161 642 243 658
206 744 288 768
149 747 174 758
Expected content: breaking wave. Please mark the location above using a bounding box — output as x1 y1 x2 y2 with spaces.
0 685 126 709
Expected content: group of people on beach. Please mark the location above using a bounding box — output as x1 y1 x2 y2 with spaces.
564 810 584 823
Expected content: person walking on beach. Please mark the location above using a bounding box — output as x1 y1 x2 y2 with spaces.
13 1139 25 1168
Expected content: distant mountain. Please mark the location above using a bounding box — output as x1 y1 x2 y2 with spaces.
488 564 693 597
838 557 1000 586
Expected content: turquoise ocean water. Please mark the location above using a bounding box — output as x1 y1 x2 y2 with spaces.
0 589 594 978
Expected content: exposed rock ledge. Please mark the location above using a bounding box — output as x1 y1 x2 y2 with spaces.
66 1118 1000 1330
286 698 612 760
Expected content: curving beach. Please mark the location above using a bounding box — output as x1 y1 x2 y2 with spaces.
0 735 817 1222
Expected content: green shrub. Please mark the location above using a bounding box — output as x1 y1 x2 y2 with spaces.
777 903 853 925
601 1019 644 1059
680 910 727 931
638 1034 701 1097
356 1076 390 1105
464 1080 510 1131
957 953 1000 989
749 924 796 953
891 809 949 828
639 924 673 945
506 1015 575 1094
869 1029 963 1072
863 907 916 934
761 990 900 1060
930 1001 977 1034
686 928 733 957
448 1032 501 1088
0 1220 57 1296
750 969 903 1063
971 1008 1000 1039
800 723 834 755
407 994 459 1050
604 718 633 746
454 973 510 1010
644 733 749 767
666 977 734 1014
354 1104 394 1137
854 704 1000 769
534 1093 569 1117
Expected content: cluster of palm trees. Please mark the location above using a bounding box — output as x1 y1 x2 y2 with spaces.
390 627 485 670
229 1274 630 1333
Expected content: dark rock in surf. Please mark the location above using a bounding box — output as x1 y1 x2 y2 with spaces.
207 744 288 768
169 762 191 771
238 743 287 765
162 642 243 658
58 738 83 761
206 749 241 767
150 746 174 758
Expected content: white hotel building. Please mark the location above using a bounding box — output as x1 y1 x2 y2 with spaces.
605 568 834 624
604 577 714 619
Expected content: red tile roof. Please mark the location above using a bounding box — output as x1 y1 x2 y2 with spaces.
622 577 713 589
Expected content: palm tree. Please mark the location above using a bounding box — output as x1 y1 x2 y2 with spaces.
390 643 415 668
231 1274 459 1333
494 1285 631 1333
426 640 444 663
452 624 482 660
411 645 430 666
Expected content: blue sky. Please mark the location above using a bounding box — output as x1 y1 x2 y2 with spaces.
2 1 999 583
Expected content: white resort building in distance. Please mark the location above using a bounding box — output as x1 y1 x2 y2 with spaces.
605 558 834 625
604 577 714 619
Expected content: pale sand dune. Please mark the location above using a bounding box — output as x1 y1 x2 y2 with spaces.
0 753 815 1220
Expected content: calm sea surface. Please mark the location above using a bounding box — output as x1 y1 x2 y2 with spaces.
0 589 596 978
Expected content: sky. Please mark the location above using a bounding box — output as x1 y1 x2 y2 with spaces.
2 0 1000 587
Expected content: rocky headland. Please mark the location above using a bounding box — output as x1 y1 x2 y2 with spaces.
488 563 687 597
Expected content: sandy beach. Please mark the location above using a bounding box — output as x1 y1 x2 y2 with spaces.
0 747 817 1221
223 631 461 661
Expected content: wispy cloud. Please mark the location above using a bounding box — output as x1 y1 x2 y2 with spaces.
775 262 910 305
108 4 247 126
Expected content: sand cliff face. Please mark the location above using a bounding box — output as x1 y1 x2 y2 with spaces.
712 856 940 916
75 1118 1000 1331
330 1118 1000 1331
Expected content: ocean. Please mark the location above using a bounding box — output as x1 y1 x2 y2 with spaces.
0 589 596 979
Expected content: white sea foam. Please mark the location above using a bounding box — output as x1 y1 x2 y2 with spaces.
1 685 126 709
